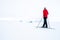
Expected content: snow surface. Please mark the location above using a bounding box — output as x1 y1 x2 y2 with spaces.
0 20 60 40
0 0 60 40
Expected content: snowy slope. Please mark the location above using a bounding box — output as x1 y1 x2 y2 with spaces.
0 20 60 40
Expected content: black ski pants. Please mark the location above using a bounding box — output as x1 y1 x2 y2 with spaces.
42 17 48 28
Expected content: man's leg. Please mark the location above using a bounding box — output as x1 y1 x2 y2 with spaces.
45 18 48 28
42 18 45 27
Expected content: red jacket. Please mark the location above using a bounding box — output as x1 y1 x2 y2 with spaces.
43 9 48 18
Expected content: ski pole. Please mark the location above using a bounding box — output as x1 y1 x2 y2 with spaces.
47 18 50 28
37 18 42 27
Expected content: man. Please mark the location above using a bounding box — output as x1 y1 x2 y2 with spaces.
42 8 49 28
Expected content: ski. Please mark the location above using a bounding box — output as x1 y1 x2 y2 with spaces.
36 26 55 29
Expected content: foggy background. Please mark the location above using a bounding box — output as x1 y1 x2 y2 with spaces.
0 0 60 40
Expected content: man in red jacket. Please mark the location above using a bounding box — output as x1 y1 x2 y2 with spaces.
42 8 49 28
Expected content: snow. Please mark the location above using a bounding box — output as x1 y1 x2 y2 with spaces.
0 20 60 40
0 0 60 40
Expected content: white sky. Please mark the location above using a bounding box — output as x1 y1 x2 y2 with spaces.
0 0 60 22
